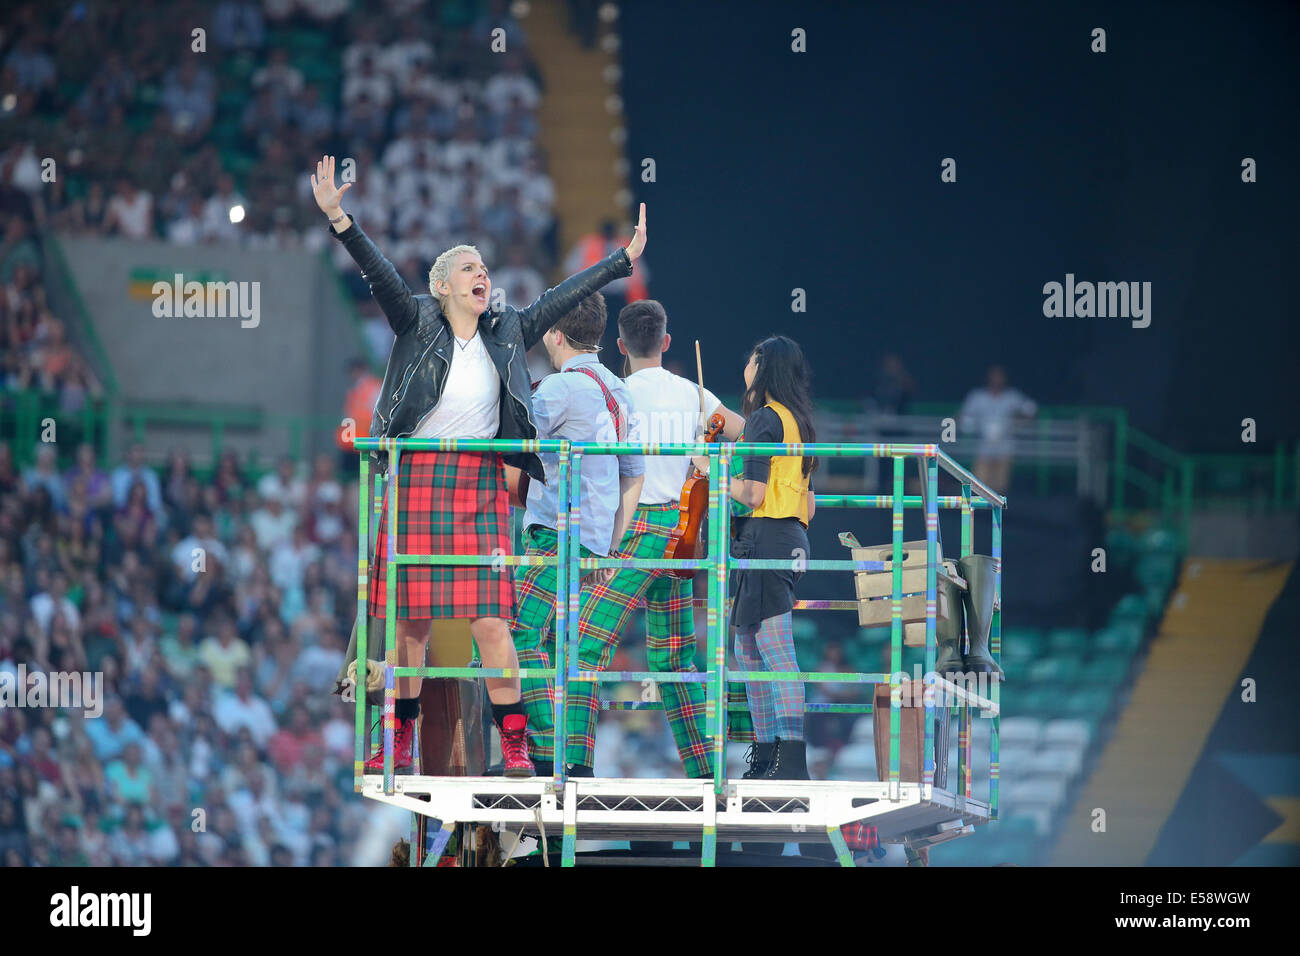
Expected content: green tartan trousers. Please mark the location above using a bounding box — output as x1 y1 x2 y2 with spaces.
512 507 753 771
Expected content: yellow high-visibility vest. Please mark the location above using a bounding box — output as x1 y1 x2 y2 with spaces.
750 400 811 526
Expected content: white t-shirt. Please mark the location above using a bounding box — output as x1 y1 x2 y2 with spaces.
108 192 154 240
958 387 1037 457
411 332 501 440
625 366 720 505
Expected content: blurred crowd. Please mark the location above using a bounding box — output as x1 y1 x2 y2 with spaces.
0 189 103 410
0 439 375 866
1 0 557 369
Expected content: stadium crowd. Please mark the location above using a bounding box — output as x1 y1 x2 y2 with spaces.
0 1 871 867
0 439 382 866
1 0 555 368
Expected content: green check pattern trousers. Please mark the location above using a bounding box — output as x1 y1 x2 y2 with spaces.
512 507 740 772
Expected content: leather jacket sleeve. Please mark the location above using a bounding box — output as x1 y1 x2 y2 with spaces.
329 219 419 337
517 247 634 349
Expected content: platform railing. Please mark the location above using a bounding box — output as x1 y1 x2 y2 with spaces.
352 435 1005 865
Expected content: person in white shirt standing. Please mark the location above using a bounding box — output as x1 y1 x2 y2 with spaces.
560 299 743 783
958 364 1037 493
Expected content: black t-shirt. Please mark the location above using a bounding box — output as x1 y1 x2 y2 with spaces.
740 406 783 484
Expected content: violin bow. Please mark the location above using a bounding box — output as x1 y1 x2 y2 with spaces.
694 339 706 431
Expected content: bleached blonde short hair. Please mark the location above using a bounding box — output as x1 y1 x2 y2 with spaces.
428 244 483 309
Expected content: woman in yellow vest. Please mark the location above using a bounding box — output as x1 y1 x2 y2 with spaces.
726 335 818 780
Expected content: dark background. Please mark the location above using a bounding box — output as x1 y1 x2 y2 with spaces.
618 0 1300 453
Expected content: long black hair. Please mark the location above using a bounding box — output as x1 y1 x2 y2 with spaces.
740 335 818 476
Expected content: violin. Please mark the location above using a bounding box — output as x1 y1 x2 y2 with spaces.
663 411 725 579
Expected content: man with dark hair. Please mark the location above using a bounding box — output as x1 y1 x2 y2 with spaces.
511 291 645 776
551 300 748 788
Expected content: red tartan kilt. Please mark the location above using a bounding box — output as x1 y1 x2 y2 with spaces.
368 451 516 621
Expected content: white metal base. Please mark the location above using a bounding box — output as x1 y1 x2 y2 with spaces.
362 775 990 847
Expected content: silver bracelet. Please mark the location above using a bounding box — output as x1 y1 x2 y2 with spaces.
328 212 347 224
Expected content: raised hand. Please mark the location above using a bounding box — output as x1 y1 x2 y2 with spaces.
310 154 353 218
625 202 647 261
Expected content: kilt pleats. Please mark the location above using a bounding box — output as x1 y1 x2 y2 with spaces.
368 450 515 621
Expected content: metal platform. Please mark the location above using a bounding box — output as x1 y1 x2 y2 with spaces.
362 775 990 854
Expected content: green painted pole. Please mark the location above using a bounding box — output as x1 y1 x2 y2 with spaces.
1113 409 1127 516
990 504 1003 820
561 451 580 868
554 448 571 799
354 452 369 791
383 443 400 795
889 455 904 798
924 455 938 788
1274 442 1285 511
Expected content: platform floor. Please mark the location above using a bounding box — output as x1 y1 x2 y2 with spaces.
362 775 991 848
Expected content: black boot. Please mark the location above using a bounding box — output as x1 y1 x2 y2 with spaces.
742 742 774 779
764 738 809 780
567 763 595 777
737 746 784 856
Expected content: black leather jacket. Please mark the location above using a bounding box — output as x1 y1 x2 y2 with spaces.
330 219 633 480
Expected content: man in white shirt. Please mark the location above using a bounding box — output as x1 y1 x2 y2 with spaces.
512 292 645 776
213 669 277 748
561 299 744 782
958 364 1037 493
171 513 230 584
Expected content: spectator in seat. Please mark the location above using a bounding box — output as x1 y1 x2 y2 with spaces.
268 703 323 772
197 616 251 690
213 0 266 50
249 492 296 552
84 696 148 763
291 83 335 145
257 455 308 512
201 174 247 244
111 441 164 514
171 511 228 584
105 740 155 806
21 444 65 512
65 442 112 511
214 668 277 749
159 59 216 144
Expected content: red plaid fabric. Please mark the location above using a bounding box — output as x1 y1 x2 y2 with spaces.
368 451 515 620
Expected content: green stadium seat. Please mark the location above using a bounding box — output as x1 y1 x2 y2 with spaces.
1109 593 1148 625
1079 657 1130 687
1046 627 1088 654
1104 526 1139 571
1136 553 1179 590
1026 655 1084 684
1022 687 1065 717
286 29 332 53
1145 587 1172 616
1140 527 1181 555
1092 626 1142 653
1062 688 1111 718
1001 625 1044 649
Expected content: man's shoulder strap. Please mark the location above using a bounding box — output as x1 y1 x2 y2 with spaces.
565 365 627 441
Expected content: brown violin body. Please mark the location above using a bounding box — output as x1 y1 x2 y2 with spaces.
663 413 725 579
